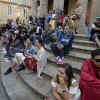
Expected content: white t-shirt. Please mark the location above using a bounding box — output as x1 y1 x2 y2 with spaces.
51 79 81 100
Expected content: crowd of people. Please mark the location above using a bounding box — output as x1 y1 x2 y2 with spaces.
0 1 100 100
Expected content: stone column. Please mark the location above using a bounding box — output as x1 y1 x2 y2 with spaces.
53 0 59 10
59 0 64 11
89 0 100 29
78 0 88 34
42 0 48 16
39 0 43 16
31 0 34 17
32 0 38 21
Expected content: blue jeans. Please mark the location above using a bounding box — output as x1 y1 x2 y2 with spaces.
30 34 41 44
6 42 10 51
56 29 64 41
50 43 71 58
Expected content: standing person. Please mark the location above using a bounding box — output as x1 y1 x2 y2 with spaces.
11 20 15 29
80 49 100 100
85 11 90 27
59 11 64 23
41 15 45 30
16 17 19 26
25 38 47 79
47 10 52 24
73 2 83 34
4 38 35 75
6 20 11 30
45 63 81 100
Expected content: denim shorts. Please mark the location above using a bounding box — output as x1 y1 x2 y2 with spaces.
92 33 100 41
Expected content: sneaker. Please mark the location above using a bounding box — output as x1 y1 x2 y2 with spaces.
2 48 6 52
4 67 12 75
57 58 64 64
2 51 7 54
55 56 60 62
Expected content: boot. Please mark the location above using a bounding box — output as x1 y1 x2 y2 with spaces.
16 63 25 72
4 67 12 75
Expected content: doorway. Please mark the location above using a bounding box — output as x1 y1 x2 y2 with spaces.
64 0 78 15
48 0 53 12
64 0 69 15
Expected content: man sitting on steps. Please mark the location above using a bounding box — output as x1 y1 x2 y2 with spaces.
80 49 100 100
91 17 100 48
50 26 73 64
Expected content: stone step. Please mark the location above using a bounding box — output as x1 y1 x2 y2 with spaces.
74 34 90 41
45 45 91 63
16 63 80 100
72 45 96 54
46 51 83 73
17 70 51 99
1 53 43 100
73 40 96 48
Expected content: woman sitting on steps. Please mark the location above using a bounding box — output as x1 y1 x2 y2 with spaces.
4 38 36 75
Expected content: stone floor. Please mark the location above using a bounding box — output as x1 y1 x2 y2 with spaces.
0 45 10 100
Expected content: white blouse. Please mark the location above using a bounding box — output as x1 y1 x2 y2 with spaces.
51 80 81 100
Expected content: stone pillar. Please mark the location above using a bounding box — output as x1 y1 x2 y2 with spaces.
39 0 43 16
89 0 100 29
42 0 48 16
78 0 88 34
53 0 59 10
59 0 64 11
32 0 38 21
31 0 34 17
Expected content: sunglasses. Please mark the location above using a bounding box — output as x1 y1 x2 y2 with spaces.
94 59 100 62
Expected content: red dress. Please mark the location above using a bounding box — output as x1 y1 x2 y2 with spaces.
24 57 37 70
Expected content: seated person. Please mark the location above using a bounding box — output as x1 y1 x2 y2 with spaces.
42 24 56 45
56 26 64 41
63 16 75 36
5 32 21 60
30 23 43 45
80 49 100 100
1 29 9 46
50 26 73 64
91 17 100 47
4 38 35 75
45 63 81 100
24 38 47 79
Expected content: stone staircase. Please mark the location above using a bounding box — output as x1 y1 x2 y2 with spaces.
0 34 97 100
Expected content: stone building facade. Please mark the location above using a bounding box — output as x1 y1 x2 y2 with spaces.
32 0 100 34
0 0 32 25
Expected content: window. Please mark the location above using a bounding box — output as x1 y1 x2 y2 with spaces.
23 0 27 5
8 6 12 15
24 9 28 17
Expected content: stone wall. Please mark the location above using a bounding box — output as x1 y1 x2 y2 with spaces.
0 0 32 25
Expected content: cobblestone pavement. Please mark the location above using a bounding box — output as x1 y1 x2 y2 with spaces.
0 46 10 100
